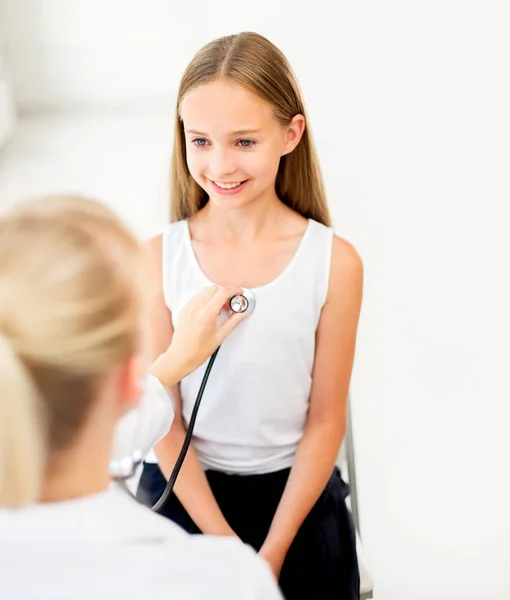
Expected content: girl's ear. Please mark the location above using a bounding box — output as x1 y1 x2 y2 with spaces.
282 114 306 156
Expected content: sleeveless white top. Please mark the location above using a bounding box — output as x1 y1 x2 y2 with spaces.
160 218 333 474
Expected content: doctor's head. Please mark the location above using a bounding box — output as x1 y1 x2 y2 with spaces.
0 196 149 508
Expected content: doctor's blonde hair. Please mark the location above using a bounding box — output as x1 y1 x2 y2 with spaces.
170 31 331 226
0 196 143 507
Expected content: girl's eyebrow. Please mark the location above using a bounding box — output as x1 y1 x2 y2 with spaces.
231 129 262 136
185 128 262 136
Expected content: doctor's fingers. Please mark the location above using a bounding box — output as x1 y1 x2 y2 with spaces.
218 310 250 339
208 285 244 313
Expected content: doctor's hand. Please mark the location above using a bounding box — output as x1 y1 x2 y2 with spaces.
150 286 249 386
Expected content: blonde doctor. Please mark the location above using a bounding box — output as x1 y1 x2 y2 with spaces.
0 195 282 600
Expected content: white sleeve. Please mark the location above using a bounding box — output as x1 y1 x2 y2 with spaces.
247 561 284 600
184 537 284 600
224 542 284 600
111 374 174 463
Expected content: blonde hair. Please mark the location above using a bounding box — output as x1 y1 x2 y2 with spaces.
0 196 143 507
170 32 332 226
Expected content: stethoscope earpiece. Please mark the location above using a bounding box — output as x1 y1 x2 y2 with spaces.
109 450 143 481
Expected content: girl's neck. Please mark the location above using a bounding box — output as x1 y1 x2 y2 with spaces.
198 191 293 242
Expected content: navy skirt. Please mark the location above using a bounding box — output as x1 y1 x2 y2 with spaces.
137 463 360 600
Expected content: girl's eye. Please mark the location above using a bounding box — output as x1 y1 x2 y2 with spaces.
192 138 208 147
237 139 255 149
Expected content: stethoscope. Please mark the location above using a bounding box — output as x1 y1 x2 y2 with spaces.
109 290 255 513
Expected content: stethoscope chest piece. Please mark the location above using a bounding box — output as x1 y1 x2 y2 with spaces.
229 288 256 315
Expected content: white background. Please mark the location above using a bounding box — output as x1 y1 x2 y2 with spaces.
0 15 15 145
1 1 509 599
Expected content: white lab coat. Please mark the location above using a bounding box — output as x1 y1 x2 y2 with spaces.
111 373 174 493
0 488 283 599
112 373 175 463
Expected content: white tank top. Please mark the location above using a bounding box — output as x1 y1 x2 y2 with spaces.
160 218 333 474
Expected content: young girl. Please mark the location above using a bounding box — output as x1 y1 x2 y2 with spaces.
141 32 363 600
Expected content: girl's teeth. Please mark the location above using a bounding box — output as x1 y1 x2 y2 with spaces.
215 181 243 189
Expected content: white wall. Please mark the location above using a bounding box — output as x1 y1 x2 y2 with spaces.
1 2 510 599
1 0 327 112
0 14 16 147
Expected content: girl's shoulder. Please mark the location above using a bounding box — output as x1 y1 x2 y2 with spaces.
331 234 362 268
327 234 364 303
142 220 189 285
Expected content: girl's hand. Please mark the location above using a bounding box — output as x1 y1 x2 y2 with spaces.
258 542 288 582
151 286 249 385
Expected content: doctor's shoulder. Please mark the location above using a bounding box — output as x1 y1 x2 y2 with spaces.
105 493 283 599
159 533 283 599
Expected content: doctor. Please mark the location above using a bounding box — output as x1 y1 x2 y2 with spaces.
0 195 282 600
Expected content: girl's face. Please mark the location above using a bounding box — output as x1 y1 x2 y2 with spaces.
180 79 304 211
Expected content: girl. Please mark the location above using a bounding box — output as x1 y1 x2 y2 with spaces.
142 32 364 600
0 195 281 600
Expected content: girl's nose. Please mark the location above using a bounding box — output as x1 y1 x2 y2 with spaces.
209 147 237 179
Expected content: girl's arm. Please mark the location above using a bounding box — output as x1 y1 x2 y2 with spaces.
154 384 239 536
259 236 364 577
144 235 241 537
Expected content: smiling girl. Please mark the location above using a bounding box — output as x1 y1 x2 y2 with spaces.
140 32 363 600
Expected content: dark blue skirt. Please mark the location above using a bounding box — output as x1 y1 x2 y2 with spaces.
137 463 360 600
